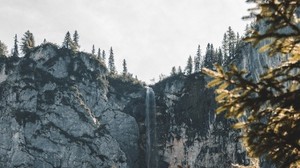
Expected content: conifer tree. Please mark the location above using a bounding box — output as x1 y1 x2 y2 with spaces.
73 30 80 50
102 50 106 63
217 48 223 65
185 55 193 75
203 43 215 69
194 45 201 72
62 31 76 51
12 34 19 58
21 30 35 55
122 59 127 76
227 26 236 60
97 48 101 60
171 66 176 76
0 41 8 57
210 44 215 63
222 33 228 59
92 45 95 55
108 47 116 74
178 66 182 74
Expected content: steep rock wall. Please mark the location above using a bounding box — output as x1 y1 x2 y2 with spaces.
153 74 249 168
0 44 144 168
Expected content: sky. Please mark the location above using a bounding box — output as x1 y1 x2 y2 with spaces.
0 0 252 83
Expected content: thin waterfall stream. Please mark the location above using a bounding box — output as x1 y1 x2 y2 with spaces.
145 86 157 168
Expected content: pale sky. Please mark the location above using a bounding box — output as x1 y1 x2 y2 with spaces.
0 0 251 83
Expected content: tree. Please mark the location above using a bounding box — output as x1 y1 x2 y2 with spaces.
102 50 106 63
108 47 116 74
203 43 215 69
171 66 176 76
92 45 95 55
12 34 19 58
194 45 201 72
222 33 228 59
62 31 76 51
73 30 80 50
185 55 193 75
122 59 128 76
21 30 35 55
0 41 8 57
216 48 223 65
178 66 183 74
204 1 300 167
97 48 101 60
227 26 236 59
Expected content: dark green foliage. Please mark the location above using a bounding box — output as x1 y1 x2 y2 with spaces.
178 66 183 74
97 48 101 60
92 45 95 55
102 50 106 63
185 55 193 75
62 31 76 51
13 34 19 58
122 59 127 76
107 74 144 100
170 66 176 76
21 30 35 55
194 45 201 72
204 0 300 167
203 43 215 69
108 47 116 74
73 30 80 50
221 27 242 65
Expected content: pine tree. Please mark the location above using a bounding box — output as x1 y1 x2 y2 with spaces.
21 30 35 55
92 45 95 55
171 66 176 76
203 43 214 69
194 45 201 72
97 48 101 60
227 26 236 60
62 31 76 51
217 48 223 65
178 66 182 74
0 41 8 57
12 34 19 58
210 44 215 63
222 33 228 59
185 55 193 75
122 59 127 76
102 50 106 63
73 30 80 50
108 47 116 74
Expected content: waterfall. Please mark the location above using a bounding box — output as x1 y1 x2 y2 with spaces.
145 86 157 168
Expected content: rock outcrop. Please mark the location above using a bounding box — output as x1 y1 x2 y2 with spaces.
0 42 276 168
0 44 144 168
152 74 249 168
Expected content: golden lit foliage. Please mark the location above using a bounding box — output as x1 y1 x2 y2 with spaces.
204 0 300 167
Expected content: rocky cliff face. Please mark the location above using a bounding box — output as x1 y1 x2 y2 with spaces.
0 44 145 168
0 42 276 168
152 74 249 168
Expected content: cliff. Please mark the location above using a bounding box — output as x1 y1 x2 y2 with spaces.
0 44 144 168
0 42 275 168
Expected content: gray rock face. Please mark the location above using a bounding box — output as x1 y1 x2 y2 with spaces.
0 44 143 168
0 42 276 168
153 74 249 168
